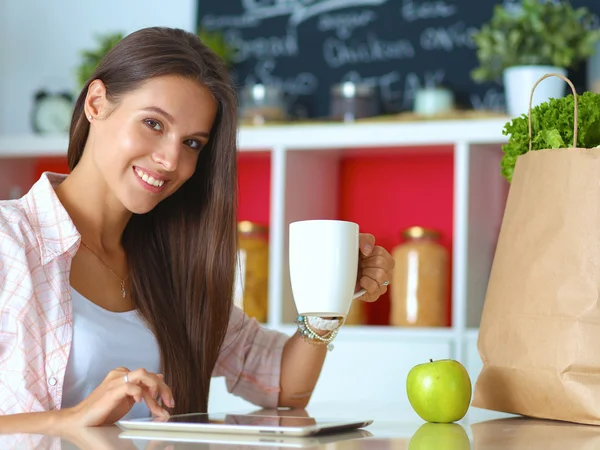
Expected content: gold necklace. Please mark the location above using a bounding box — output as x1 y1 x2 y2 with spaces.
80 240 130 300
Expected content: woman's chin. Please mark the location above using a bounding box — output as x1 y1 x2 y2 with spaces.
122 197 161 215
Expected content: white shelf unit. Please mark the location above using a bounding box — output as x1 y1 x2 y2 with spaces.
0 117 511 416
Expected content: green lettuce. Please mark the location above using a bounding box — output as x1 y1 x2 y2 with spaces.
501 91 600 182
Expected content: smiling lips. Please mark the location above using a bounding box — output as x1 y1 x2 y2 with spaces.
133 166 168 192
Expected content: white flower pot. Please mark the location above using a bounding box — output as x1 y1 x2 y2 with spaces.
503 65 567 117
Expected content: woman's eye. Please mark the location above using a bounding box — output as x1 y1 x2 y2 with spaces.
144 119 162 131
185 139 202 150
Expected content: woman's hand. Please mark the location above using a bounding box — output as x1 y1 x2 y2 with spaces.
355 233 395 303
60 367 175 428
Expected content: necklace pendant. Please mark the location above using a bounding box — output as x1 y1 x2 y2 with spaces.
121 281 127 299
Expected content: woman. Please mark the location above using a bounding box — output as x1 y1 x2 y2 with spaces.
0 27 394 433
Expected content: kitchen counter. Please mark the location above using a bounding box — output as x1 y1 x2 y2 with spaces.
3 403 600 449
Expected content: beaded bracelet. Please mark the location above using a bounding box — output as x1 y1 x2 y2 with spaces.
295 315 340 351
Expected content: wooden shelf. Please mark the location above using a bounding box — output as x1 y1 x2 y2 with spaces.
0 134 69 158
0 117 509 158
238 117 509 150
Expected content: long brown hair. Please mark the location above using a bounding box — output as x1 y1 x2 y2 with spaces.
67 27 238 414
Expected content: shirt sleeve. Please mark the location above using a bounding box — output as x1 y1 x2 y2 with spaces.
213 306 289 408
0 305 48 415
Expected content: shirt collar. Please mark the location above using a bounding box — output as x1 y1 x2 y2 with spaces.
22 172 81 265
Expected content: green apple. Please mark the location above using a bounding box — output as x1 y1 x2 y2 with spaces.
406 359 472 423
408 422 470 450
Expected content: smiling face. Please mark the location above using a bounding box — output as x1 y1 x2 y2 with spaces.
83 75 218 214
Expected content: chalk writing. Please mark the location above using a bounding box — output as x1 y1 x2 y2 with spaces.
201 14 261 30
197 0 521 117
317 10 378 39
470 87 505 111
248 59 320 96
420 21 478 51
401 0 457 22
234 0 388 28
225 29 298 63
340 69 446 109
323 33 415 68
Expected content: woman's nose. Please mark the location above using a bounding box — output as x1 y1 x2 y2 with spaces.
152 141 180 172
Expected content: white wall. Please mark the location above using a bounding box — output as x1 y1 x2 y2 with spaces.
0 0 198 134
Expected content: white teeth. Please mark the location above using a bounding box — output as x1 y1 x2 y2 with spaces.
135 168 165 188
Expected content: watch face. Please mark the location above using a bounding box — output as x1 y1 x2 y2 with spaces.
34 94 73 133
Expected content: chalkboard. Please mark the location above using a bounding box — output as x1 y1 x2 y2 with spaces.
197 0 600 119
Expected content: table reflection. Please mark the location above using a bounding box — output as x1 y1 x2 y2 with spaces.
0 407 374 450
471 416 600 449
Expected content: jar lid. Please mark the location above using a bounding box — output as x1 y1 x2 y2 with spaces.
331 81 375 98
402 226 440 240
238 220 268 236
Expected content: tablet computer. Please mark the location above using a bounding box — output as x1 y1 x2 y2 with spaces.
117 411 373 437
118 428 373 447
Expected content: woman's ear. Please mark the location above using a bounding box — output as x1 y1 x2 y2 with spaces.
85 79 109 119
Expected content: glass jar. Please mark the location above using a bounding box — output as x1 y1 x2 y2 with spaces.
239 83 287 125
237 221 269 322
389 226 448 327
330 81 379 122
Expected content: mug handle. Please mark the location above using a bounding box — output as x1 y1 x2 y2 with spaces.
352 280 389 299
353 288 367 300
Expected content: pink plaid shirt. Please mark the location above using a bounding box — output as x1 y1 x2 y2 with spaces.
0 172 288 418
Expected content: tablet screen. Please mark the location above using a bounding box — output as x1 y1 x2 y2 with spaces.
181 414 315 425
146 412 322 428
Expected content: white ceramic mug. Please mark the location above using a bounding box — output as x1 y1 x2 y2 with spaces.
289 219 366 318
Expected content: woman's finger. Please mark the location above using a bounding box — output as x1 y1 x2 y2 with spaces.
359 283 388 302
142 388 170 418
359 233 376 256
358 274 380 297
106 376 169 418
105 367 130 382
359 267 389 287
107 382 145 404
359 254 391 269
122 368 175 408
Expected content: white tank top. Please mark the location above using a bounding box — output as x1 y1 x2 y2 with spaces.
61 287 162 420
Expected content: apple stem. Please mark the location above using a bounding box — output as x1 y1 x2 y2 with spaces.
429 359 433 363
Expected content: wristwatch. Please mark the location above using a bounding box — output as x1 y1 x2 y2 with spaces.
307 316 342 331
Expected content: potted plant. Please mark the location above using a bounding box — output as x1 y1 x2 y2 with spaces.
471 0 600 117
198 27 235 68
76 32 125 89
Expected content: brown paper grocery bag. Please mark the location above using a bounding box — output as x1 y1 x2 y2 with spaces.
472 73 600 425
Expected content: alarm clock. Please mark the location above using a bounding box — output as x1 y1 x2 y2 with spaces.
31 90 74 134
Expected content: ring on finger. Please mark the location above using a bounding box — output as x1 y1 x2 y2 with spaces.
124 373 130 384
381 280 389 286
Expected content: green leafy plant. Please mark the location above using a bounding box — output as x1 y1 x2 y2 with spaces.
76 32 124 88
471 0 600 82
500 91 600 182
198 28 234 67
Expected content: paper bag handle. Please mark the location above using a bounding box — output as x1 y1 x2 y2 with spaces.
528 72 578 152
